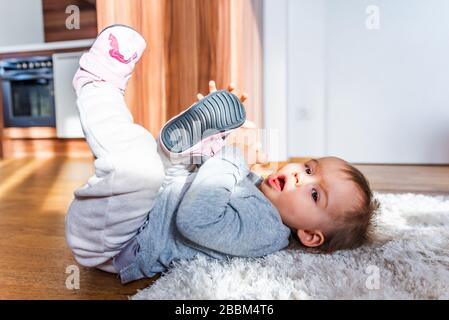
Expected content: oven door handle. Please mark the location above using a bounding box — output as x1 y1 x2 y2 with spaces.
1 72 53 81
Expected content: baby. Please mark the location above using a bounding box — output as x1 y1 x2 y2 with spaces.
65 25 379 283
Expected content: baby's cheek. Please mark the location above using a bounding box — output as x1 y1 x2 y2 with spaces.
286 190 302 206
283 193 303 215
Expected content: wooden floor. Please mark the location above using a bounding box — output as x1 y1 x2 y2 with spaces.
0 157 448 300
0 157 158 300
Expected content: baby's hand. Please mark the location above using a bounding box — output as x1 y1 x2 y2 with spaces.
196 80 248 103
196 80 268 166
227 120 268 166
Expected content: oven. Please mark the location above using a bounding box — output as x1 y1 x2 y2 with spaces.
0 56 55 127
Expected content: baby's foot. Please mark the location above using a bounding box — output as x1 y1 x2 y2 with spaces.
159 85 246 161
73 24 146 95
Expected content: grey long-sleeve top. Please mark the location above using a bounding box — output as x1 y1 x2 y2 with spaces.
115 146 291 283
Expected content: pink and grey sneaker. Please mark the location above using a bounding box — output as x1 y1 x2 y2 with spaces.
73 24 146 95
159 90 246 161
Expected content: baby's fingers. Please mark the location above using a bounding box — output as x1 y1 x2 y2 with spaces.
197 93 204 100
240 93 248 103
209 80 217 93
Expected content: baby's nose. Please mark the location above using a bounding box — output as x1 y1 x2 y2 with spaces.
293 172 300 184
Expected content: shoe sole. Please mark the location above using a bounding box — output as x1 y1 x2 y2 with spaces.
161 90 246 153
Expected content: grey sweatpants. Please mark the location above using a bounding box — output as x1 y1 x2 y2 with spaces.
65 82 185 272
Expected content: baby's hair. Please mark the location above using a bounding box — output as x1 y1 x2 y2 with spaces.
319 163 380 253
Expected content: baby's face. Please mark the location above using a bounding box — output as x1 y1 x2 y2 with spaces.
259 157 361 235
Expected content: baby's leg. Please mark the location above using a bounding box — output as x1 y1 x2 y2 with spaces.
65 82 165 270
65 25 165 271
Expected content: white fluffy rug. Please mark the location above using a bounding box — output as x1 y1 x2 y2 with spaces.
132 193 449 300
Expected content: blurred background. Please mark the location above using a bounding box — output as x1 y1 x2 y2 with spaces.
0 0 448 163
265 0 449 164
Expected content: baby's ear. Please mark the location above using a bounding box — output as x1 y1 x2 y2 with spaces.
297 229 325 248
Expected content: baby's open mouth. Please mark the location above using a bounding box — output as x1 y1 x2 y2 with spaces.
268 175 286 192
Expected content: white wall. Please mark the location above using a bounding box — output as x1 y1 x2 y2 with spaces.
287 0 326 159
266 0 449 164
326 0 449 164
263 0 289 161
0 0 44 46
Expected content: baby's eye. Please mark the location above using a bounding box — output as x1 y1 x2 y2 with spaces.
305 165 312 175
311 189 318 202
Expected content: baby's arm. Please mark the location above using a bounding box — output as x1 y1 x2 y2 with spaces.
176 145 249 231
175 146 288 257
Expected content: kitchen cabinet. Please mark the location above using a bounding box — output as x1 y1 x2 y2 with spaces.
42 0 97 42
0 0 44 46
